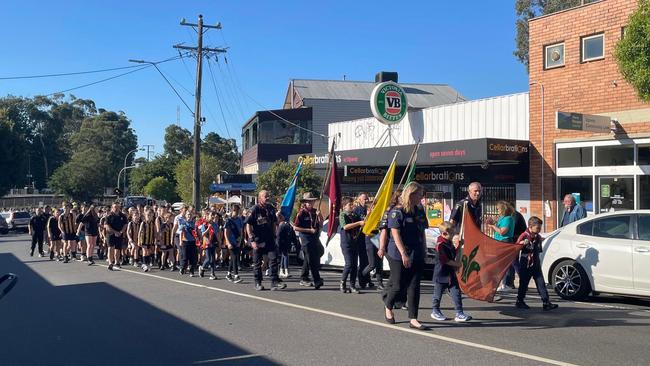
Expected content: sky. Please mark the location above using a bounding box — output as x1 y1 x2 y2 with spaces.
0 0 529 160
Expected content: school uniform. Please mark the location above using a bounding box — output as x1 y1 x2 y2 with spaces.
179 219 198 275
224 216 243 277
294 207 322 286
353 205 372 287
59 212 77 241
516 229 551 304
432 236 464 313
276 221 297 273
106 212 128 250
339 210 361 288
29 214 47 256
200 221 220 277
383 206 428 320
245 203 280 286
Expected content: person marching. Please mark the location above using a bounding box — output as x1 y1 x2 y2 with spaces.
74 205 87 261
353 193 373 289
138 208 158 272
28 207 47 257
127 211 141 267
158 211 175 271
105 202 128 271
430 222 472 322
178 210 198 277
339 198 364 294
199 211 220 280
224 204 243 283
79 205 99 266
383 182 429 330
47 208 63 261
276 212 297 279
58 202 77 263
293 192 324 289
515 216 559 311
245 190 285 291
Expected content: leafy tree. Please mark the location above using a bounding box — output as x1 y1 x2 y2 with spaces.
129 155 180 195
615 0 650 101
255 160 322 210
174 153 221 204
164 125 192 159
202 131 241 173
514 0 595 69
49 155 110 202
144 176 177 202
0 119 26 195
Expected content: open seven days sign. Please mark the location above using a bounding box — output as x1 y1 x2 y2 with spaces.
556 111 611 133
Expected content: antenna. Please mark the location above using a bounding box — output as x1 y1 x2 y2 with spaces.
177 105 180 125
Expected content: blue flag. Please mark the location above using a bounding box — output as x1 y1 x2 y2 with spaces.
280 161 303 219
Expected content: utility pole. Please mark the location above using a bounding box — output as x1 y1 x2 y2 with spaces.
174 15 227 209
143 144 155 161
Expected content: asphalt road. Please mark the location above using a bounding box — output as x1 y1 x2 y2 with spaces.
1 233 650 366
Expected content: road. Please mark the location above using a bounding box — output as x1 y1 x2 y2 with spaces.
1 233 649 366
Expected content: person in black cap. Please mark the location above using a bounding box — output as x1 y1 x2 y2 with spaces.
293 192 324 289
245 190 285 291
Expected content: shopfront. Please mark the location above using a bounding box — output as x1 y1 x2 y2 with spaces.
556 138 650 225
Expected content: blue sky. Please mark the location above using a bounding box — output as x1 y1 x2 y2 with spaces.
0 0 529 159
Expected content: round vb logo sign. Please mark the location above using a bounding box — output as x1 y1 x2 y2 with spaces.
370 81 408 125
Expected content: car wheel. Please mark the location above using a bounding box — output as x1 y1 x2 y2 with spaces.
551 259 591 301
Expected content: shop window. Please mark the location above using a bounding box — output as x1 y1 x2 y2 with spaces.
595 145 633 166
558 147 592 168
638 145 650 165
545 43 565 69
559 177 593 212
640 176 650 209
582 33 604 62
599 177 634 213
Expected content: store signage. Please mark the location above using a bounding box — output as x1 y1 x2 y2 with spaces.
556 111 611 133
370 81 408 125
340 165 528 185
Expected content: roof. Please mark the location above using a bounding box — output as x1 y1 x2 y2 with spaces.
284 79 465 109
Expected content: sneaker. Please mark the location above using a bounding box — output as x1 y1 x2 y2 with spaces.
339 282 348 293
143 265 150 273
226 274 234 282
209 275 217 280
515 301 530 309
129 258 134 265
491 295 503 302
199 267 205 278
88 260 95 266
179 268 185 275
115 263 122 269
233 275 243 284
279 269 288 279
313 280 324 290
299 280 314 287
430 310 447 321
63 256 69 263
350 286 360 294
39 253 44 258
454 312 472 322
271 282 286 291
543 303 559 311
255 283 264 291
108 264 114 271
265 269 270 276
133 261 139 268
189 272 196 278
171 266 178 272
366 282 375 289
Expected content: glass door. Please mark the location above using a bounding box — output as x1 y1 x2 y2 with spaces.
598 176 634 213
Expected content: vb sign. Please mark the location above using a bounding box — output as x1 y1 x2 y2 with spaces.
370 81 408 125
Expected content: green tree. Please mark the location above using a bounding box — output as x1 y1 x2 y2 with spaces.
615 0 650 101
164 125 192 159
514 0 595 69
202 131 241 173
144 176 177 202
0 119 26 195
255 161 322 209
129 155 180 195
49 155 111 202
174 153 221 204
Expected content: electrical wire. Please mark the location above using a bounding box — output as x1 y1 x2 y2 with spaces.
215 56 246 120
206 58 231 138
0 64 146 81
42 65 152 97
149 63 194 115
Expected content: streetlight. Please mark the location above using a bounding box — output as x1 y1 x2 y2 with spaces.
123 147 145 194
117 165 140 198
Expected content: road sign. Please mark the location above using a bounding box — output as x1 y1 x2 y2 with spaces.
370 81 408 125
556 111 611 133
209 183 219 192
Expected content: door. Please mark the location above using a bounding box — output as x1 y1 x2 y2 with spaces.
574 215 634 291
598 177 634 213
633 214 650 291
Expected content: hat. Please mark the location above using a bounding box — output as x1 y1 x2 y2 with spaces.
300 192 318 202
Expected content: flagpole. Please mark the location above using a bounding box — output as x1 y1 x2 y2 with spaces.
396 141 421 190
366 150 399 215
455 201 468 263
317 138 336 215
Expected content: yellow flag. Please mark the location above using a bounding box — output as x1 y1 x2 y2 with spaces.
362 154 397 235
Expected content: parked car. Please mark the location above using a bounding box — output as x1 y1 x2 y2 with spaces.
541 210 650 301
0 211 31 232
123 196 154 209
0 216 8 234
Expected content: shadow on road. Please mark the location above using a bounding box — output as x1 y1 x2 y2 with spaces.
0 253 280 366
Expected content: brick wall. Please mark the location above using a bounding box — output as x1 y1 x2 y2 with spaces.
528 0 650 230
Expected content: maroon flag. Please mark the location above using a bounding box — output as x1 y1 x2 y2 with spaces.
325 143 341 245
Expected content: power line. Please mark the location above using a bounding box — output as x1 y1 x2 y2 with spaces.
129 55 194 114
0 64 145 81
206 58 231 138
215 56 246 120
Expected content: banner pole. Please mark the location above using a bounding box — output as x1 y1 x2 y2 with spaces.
396 141 420 190
317 138 335 215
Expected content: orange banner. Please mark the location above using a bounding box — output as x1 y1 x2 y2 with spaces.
456 209 523 302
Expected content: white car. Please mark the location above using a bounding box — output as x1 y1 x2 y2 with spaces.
541 210 650 301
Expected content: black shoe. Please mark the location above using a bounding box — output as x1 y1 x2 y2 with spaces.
30 251 34 257
63 256 69 263
299 280 314 287
409 323 429 331
350 286 360 294
366 282 375 289
313 280 324 290
271 282 286 291
339 281 348 293
384 309 395 324
49 252 54 260
88 260 95 266
199 267 205 278
179 268 185 275
108 264 114 271
515 301 530 309
543 303 559 311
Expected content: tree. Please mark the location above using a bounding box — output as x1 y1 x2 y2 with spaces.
129 155 180 196
0 119 26 195
174 153 221 204
144 177 177 202
202 131 241 173
164 125 192 159
49 155 110 202
514 0 594 69
255 161 322 209
615 0 650 102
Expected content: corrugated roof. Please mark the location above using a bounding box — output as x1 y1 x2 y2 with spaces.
287 79 465 108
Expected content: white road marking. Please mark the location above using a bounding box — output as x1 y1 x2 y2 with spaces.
95 264 578 366
193 354 263 364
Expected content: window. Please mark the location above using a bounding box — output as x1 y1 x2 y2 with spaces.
640 176 650 209
599 177 634 212
545 43 565 69
592 215 632 239
559 177 594 212
621 27 627 39
638 145 650 165
595 145 633 166
578 221 593 236
582 33 604 62
558 147 593 168
638 215 650 241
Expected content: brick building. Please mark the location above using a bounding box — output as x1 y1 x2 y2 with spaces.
528 0 650 230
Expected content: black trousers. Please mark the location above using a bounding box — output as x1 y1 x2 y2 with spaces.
384 257 423 319
517 257 550 303
180 242 198 273
300 237 322 283
357 239 370 286
362 244 383 280
31 233 44 254
229 247 241 275
253 244 279 284
341 240 358 285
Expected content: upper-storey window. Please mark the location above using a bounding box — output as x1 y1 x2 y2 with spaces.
582 33 604 62
545 42 565 69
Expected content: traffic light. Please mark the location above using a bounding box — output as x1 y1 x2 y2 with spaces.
114 188 123 196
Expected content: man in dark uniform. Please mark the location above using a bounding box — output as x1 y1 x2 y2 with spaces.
293 192 324 289
245 190 285 291
105 202 128 271
28 207 47 257
353 193 374 289
450 182 483 229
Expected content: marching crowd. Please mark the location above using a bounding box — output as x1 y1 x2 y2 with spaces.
24 181 558 331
